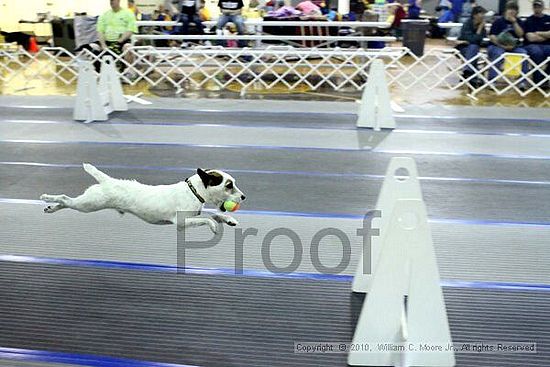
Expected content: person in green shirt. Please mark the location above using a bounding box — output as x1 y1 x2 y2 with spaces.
97 0 138 78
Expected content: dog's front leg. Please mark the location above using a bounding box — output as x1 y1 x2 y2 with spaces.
211 213 239 227
177 217 220 234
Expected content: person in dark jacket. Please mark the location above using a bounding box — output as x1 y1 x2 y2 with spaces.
487 1 528 80
458 5 487 84
523 0 550 86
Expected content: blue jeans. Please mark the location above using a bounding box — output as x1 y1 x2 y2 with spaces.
524 44 550 84
487 44 529 80
217 14 246 47
179 13 204 35
459 44 481 75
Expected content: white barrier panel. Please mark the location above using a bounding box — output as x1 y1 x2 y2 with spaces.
73 61 108 122
352 157 421 294
3 46 548 100
356 59 395 131
74 56 127 123
99 56 128 113
348 198 455 366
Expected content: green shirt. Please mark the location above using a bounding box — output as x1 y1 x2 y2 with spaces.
97 8 138 42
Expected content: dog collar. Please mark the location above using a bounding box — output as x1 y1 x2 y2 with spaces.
185 178 205 204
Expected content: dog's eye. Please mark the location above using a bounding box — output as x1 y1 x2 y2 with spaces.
226 182 233 189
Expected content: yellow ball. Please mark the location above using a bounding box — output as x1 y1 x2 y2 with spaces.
223 200 240 212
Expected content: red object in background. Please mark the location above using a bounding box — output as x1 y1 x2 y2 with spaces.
393 6 406 28
28 36 39 53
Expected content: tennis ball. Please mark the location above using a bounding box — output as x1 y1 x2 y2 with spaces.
223 200 240 212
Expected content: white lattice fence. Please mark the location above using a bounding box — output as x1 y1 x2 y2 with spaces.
1 45 548 99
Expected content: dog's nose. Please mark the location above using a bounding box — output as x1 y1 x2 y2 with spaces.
241 195 246 200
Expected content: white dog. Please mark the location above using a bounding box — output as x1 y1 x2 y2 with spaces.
40 163 245 233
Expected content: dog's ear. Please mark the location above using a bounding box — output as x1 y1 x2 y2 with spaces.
197 169 224 187
197 168 210 187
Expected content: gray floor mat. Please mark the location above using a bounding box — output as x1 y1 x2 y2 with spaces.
0 262 548 367
2 202 549 284
2 107 550 135
3 165 550 222
2 120 550 157
2 142 550 182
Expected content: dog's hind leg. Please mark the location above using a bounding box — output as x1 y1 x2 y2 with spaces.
41 194 72 205
44 204 66 213
40 194 73 214
68 184 111 213
41 184 109 214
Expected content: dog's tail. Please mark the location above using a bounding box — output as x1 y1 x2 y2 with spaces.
83 163 111 183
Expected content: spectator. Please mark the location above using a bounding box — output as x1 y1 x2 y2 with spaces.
387 2 406 36
407 0 422 19
523 0 550 87
458 5 487 86
436 0 452 13
199 3 212 20
450 0 464 21
487 1 528 82
296 0 323 16
217 0 246 47
155 5 174 32
176 0 205 37
460 0 476 22
128 0 141 19
97 0 138 67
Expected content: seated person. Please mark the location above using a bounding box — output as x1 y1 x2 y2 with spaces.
128 0 141 19
523 0 550 86
296 0 323 16
407 0 422 19
387 2 406 36
199 3 212 20
155 5 174 33
487 1 528 81
450 0 463 22
460 0 476 23
217 0 246 47
177 0 205 36
457 5 487 85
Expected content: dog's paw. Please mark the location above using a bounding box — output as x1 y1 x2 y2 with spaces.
212 214 238 227
225 217 239 227
40 194 51 202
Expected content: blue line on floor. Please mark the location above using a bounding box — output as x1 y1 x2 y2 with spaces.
371 148 550 160
3 139 550 160
1 255 550 292
2 197 550 227
0 347 199 367
2 161 550 186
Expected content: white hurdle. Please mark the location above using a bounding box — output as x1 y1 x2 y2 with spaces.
74 56 128 123
349 157 455 367
356 59 395 131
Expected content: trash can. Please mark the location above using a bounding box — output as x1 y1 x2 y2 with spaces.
401 20 429 56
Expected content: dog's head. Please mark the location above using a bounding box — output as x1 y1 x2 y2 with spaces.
196 168 246 211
